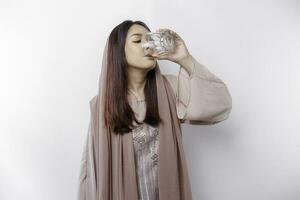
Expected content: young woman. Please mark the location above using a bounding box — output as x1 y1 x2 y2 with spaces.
78 20 232 200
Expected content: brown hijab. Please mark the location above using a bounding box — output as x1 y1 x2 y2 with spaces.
78 36 193 200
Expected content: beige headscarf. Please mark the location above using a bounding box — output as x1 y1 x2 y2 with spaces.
78 36 193 200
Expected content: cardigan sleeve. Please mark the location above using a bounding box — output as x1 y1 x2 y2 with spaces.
163 55 232 125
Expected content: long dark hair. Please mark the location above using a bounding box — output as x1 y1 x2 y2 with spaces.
104 20 162 134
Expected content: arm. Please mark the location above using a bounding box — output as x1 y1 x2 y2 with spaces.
164 55 232 125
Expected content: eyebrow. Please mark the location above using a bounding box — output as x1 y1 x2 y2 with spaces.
130 33 143 37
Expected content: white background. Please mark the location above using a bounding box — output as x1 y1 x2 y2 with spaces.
1 0 299 199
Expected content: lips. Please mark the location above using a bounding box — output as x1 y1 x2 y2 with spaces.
145 55 156 60
145 54 156 59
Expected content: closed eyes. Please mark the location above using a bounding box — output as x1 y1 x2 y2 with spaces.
133 40 141 43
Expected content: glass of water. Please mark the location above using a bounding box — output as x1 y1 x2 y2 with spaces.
142 30 176 55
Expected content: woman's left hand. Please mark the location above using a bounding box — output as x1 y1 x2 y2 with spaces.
151 28 191 65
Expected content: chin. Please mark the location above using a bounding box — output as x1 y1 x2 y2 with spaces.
145 62 156 70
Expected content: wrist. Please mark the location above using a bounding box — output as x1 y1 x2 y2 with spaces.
177 54 193 66
177 54 194 77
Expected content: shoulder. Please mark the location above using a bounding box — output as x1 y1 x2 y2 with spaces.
89 95 98 111
89 95 98 104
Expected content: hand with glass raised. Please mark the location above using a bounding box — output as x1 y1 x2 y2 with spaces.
151 28 192 66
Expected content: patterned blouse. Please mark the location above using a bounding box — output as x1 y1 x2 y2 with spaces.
132 121 159 200
128 94 159 200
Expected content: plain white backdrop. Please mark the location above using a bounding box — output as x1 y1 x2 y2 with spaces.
1 0 299 199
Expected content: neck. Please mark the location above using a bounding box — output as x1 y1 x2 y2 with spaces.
127 67 149 97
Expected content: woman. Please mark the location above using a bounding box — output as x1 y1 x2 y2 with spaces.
78 20 232 200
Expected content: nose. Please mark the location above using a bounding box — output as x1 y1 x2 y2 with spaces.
142 42 154 56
